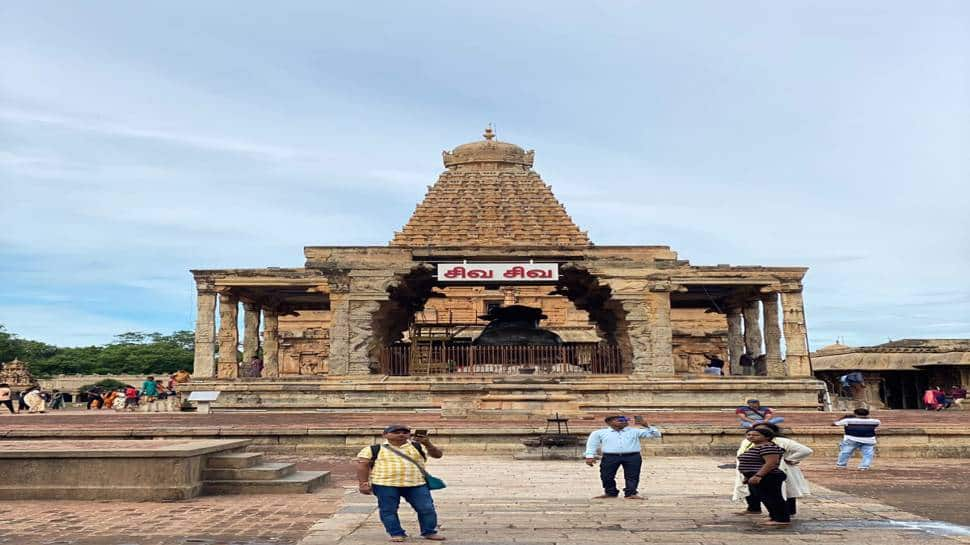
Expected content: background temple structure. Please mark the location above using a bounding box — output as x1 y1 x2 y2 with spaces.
187 128 822 414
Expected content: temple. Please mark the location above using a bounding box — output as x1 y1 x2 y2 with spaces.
187 128 821 413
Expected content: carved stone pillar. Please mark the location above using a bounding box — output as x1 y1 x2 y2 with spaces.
726 307 744 374
328 292 351 376
263 309 279 377
617 296 651 374
742 299 763 357
193 288 217 378
761 292 784 376
242 303 261 364
644 287 674 376
217 292 239 379
349 299 382 374
781 287 811 377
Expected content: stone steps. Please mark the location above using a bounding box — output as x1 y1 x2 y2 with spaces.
203 462 296 481
202 450 329 495
202 471 330 495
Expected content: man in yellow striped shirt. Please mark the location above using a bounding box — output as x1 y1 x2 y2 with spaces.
356 424 445 541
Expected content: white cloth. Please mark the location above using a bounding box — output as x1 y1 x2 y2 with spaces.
24 391 46 413
732 436 813 501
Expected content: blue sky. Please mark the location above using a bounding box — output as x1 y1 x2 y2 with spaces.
1 1 968 349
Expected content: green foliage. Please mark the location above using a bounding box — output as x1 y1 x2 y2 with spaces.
1 325 194 378
80 378 128 393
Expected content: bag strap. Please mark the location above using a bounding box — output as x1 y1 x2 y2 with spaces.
383 444 433 481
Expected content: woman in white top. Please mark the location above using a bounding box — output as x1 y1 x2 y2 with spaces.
732 422 812 517
23 386 46 414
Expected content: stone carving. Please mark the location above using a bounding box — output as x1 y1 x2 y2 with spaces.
726 308 744 372
242 303 261 364
0 358 34 387
781 289 811 377
761 293 784 376
742 299 763 357
217 293 239 379
193 291 217 378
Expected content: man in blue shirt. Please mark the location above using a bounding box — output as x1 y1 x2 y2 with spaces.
584 415 662 499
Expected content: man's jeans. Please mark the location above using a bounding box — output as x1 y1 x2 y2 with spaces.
740 416 785 429
837 439 875 469
371 484 438 537
600 452 642 497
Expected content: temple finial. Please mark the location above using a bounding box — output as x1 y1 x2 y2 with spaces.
483 124 495 141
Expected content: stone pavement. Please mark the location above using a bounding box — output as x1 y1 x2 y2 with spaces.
302 456 970 545
0 488 343 545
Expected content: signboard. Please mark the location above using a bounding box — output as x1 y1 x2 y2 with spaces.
436 262 559 282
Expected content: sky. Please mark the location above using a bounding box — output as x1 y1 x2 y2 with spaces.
1 1 968 349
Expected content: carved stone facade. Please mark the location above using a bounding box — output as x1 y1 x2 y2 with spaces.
187 129 818 413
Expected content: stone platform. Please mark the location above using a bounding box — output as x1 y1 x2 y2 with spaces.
180 375 826 415
3 410 969 458
0 439 251 501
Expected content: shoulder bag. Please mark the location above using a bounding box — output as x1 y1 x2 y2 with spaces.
382 444 447 490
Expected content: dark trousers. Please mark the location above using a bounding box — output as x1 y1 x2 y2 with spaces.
600 452 642 497
745 472 790 522
1 400 15 414
746 494 797 516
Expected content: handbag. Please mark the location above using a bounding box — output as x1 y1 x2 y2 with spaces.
382 444 447 490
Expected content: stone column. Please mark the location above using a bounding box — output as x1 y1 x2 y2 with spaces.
217 292 239 379
262 309 280 377
761 292 784 377
742 299 763 357
193 288 217 378
644 287 674 376
726 307 744 374
242 302 261 364
328 292 351 375
781 287 811 377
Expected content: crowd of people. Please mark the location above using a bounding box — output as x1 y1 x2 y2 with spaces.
0 383 65 414
355 406 883 539
923 385 966 410
0 370 191 415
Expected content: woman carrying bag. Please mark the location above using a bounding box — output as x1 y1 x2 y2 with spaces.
356 424 447 542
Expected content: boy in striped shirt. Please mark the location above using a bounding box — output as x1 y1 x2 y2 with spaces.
833 408 881 470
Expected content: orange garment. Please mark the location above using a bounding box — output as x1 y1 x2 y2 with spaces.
102 391 118 409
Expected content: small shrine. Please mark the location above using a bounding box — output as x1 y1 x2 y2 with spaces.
0 358 35 387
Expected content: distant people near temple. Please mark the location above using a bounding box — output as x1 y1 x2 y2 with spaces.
141 376 158 403
923 387 946 411
173 369 191 384
838 371 867 408
738 352 755 376
124 385 139 409
950 385 967 408
23 386 46 413
48 389 65 410
703 353 725 376
737 399 784 429
101 389 119 410
112 389 127 410
86 386 104 409
834 408 880 470
0 382 17 414
248 354 264 378
754 355 768 376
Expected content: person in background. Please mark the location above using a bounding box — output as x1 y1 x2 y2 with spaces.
48 389 65 410
736 399 784 429
112 389 127 410
923 388 943 410
141 376 158 403
124 385 139 410
173 369 191 384
584 415 662 500
249 355 264 378
0 383 18 414
733 422 813 518
736 427 790 527
23 386 46 413
738 351 755 376
950 385 966 408
101 389 119 409
703 353 725 376
86 386 104 410
834 407 881 470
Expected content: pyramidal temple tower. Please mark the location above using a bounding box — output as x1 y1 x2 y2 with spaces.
391 127 591 248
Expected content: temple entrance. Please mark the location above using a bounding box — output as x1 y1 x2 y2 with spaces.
373 263 628 376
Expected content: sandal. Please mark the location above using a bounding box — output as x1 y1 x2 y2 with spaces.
390 536 407 542
423 535 446 541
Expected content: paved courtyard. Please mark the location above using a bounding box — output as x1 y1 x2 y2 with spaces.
304 456 970 545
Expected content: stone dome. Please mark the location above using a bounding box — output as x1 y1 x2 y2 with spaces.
442 127 535 170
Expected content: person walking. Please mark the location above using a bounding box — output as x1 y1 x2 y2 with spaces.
0 383 18 414
584 415 662 500
141 376 158 403
355 424 446 542
834 407 881 470
733 422 812 518
736 427 790 528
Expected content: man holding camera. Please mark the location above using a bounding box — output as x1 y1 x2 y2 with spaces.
584 415 662 499
356 424 446 541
